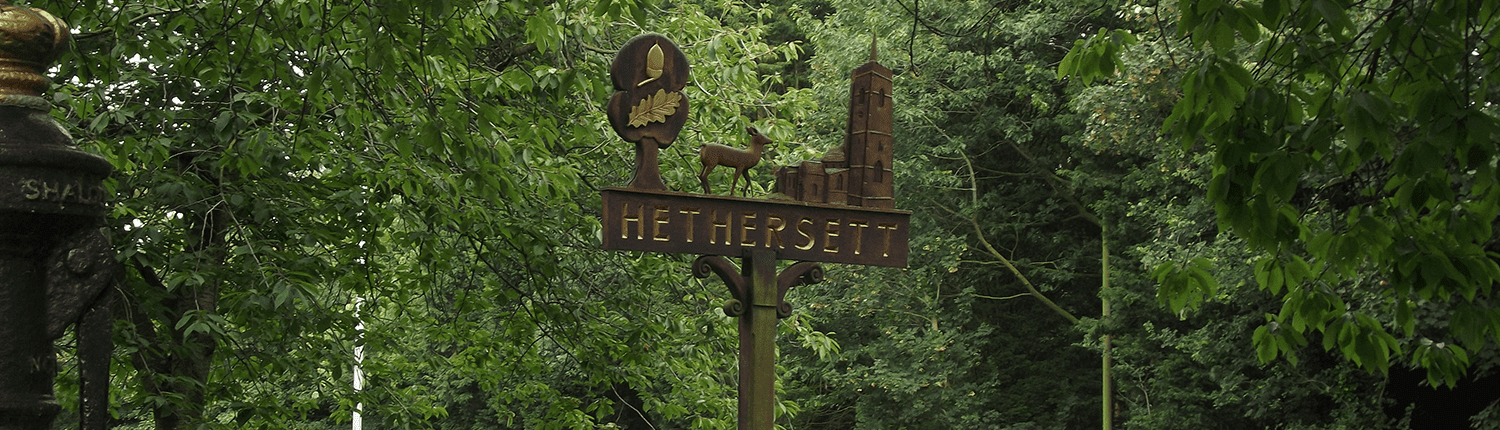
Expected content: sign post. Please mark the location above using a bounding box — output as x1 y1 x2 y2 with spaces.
600 34 906 430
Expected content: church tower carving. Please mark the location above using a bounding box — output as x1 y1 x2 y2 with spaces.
774 38 895 209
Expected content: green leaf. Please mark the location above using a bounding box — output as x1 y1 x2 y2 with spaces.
1338 322 1360 365
1253 325 1276 362
1261 0 1286 25
214 110 234 134
1266 262 1285 294
1323 320 1341 351
1396 301 1415 336
502 68 531 92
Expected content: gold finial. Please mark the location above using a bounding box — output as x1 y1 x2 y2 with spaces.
0 1 70 110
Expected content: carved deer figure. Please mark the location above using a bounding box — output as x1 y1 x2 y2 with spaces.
699 126 773 196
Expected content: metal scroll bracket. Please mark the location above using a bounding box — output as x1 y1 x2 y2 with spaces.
45 227 120 430
692 249 822 430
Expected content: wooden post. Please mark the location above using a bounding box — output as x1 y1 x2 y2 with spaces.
739 249 778 430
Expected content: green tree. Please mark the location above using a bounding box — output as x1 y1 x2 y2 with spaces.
1068 26 1398 423
1064 0 1500 388
771 0 1414 428
42 0 816 428
775 0 1122 428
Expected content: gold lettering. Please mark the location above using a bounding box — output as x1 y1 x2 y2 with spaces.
795 218 815 251
823 219 840 254
78 184 99 204
40 181 58 201
710 210 731 245
877 223 899 257
621 202 644 239
652 206 671 242
20 179 38 199
765 215 786 249
16 180 108 203
740 213 758 246
680 207 700 243
849 220 869 255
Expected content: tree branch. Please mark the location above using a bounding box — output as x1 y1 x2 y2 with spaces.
1003 140 1103 227
967 213 1081 324
973 293 1029 301
77 7 198 40
941 151 1081 324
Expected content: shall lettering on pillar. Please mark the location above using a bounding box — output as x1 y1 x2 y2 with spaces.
20 179 107 204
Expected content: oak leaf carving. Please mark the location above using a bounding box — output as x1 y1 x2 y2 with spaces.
628 89 681 127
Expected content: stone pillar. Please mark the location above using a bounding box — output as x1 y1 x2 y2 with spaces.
0 2 113 429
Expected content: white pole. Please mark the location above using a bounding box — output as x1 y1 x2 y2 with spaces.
353 298 365 430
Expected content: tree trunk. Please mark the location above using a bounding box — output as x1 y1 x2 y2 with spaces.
139 155 226 430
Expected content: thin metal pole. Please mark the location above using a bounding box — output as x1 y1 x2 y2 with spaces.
1101 225 1113 430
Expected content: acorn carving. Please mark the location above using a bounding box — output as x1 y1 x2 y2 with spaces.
637 43 664 87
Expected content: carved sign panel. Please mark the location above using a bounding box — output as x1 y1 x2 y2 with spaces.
597 34 909 267
602 188 909 267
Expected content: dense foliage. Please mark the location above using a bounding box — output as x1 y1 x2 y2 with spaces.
25 0 1499 429
1065 0 1500 391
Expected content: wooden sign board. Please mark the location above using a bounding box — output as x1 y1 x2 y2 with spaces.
603 187 909 267
597 34 907 430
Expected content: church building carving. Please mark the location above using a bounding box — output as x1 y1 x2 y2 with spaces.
773 41 895 210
